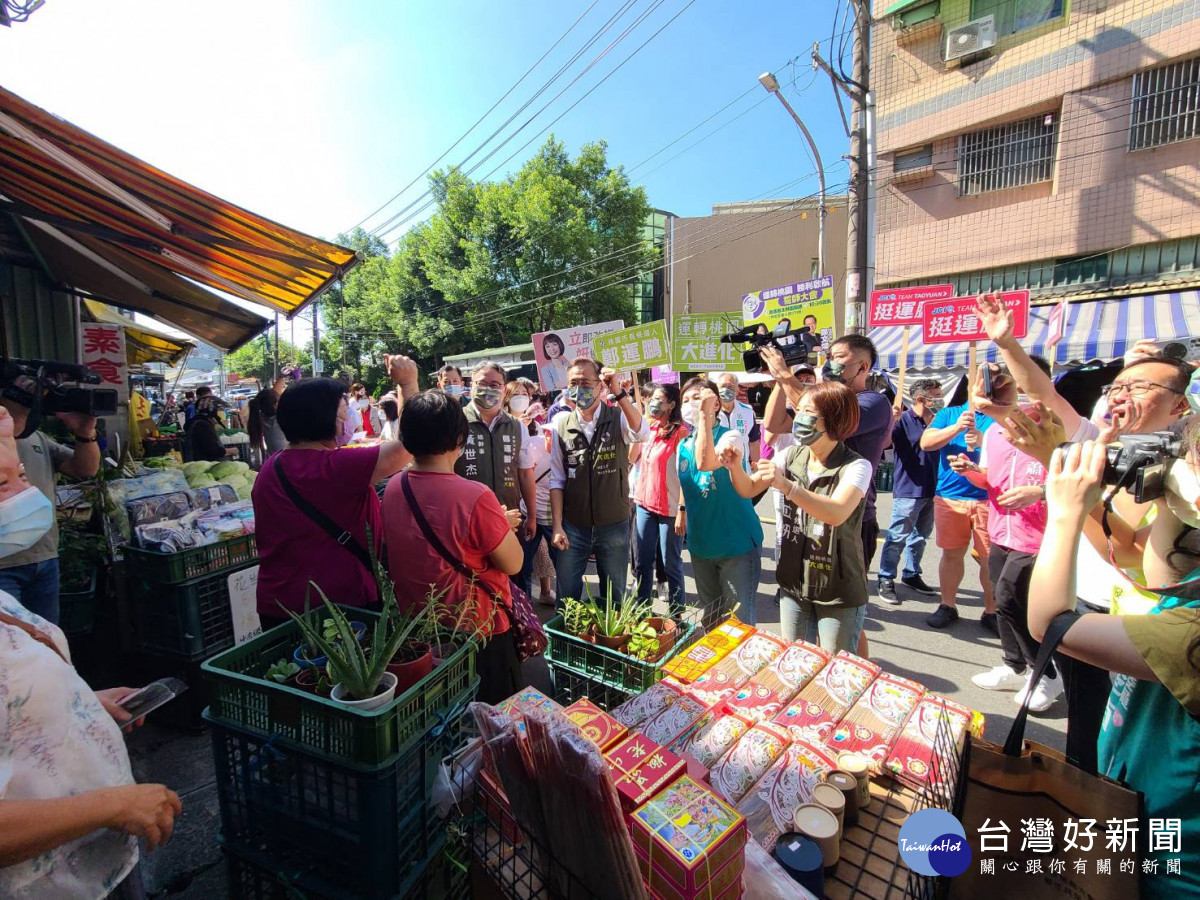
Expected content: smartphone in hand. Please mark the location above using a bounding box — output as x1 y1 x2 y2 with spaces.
117 678 188 720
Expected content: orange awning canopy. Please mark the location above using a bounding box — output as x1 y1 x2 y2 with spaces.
0 85 359 349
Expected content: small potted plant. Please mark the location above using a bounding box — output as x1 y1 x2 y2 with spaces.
292 585 367 669
265 658 301 684
589 593 633 651
641 615 679 656
561 596 595 641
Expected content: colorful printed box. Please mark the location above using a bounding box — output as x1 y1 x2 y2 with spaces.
886 695 976 791
661 619 754 684
562 697 628 751
679 713 751 769
604 733 687 814
497 687 563 733
708 722 792 804
735 740 840 850
630 775 748 900
725 641 830 724
612 679 683 729
686 632 787 706
771 651 880 744
825 673 925 772
638 694 713 749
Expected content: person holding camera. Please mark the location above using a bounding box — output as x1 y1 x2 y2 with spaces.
0 385 100 624
1029 434 1200 898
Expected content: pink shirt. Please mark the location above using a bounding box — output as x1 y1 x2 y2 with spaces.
634 423 686 516
980 425 1047 554
382 471 511 636
252 446 383 615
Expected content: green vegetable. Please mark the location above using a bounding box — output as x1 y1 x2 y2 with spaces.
186 474 218 488
210 461 250 480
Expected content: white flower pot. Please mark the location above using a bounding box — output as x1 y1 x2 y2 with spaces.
330 671 398 710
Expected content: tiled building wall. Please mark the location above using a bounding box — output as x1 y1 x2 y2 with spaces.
872 0 1200 284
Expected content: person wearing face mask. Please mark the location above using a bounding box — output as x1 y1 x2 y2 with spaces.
630 384 687 612
505 378 557 602
678 378 764 626
453 362 533 547
436 364 470 406
710 372 760 465
182 396 237 463
753 381 873 651
1028 432 1200 899
382 390 525 703
252 359 418 622
876 379 944 605
350 383 375 439
549 358 649 605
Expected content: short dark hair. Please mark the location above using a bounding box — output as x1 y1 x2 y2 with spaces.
542 333 566 358
803 314 819 324
568 357 601 379
830 334 877 368
804 381 861 441
911 378 941 398
276 378 346 443
681 376 717 397
196 386 212 398
1029 355 1052 379
437 364 462 382
401 390 469 457
380 397 399 422
1121 357 1193 393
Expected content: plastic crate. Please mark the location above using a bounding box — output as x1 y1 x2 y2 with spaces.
124 533 258 584
209 706 469 900
547 662 633 712
142 436 180 457
542 614 700 694
129 565 251 660
59 569 99 635
203 608 478 766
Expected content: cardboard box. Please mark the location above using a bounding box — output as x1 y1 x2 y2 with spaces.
562 697 628 751
612 679 684 729
638 695 713 749
735 740 840 850
497 687 563 733
630 775 747 900
708 722 792 804
770 651 880 744
825 672 925 772
686 632 787 706
725 641 830 724
661 619 754 684
604 733 687 814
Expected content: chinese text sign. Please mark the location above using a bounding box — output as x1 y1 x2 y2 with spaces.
531 320 624 392
922 291 1030 345
591 320 671 371
742 276 835 352
671 314 743 372
869 283 955 327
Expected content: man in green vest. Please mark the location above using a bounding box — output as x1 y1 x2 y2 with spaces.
550 357 649 606
455 361 536 541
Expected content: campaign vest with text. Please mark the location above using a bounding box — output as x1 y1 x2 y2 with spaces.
777 442 868 608
554 403 630 529
455 405 524 512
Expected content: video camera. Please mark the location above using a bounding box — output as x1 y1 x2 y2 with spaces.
1061 431 1181 504
721 318 818 374
1 358 119 438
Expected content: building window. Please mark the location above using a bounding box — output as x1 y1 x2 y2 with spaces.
1129 56 1200 151
970 0 1063 38
957 113 1058 196
894 145 933 172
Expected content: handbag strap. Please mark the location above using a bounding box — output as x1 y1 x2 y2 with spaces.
400 471 477 580
0 610 68 663
1003 610 1081 757
273 455 373 574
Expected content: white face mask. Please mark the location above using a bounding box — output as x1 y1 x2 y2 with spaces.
509 395 531 414
681 400 701 428
1165 459 1200 529
0 486 54 560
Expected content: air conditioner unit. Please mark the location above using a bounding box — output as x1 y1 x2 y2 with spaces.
944 14 997 65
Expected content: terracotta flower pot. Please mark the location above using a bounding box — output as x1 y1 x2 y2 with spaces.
432 639 461 668
646 617 679 655
593 630 631 651
293 667 331 697
387 641 433 695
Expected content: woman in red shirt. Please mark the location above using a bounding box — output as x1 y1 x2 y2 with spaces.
382 390 524 703
632 383 687 613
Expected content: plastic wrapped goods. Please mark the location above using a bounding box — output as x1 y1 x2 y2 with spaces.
770 651 881 744
735 741 839 850
725 641 830 725
825 673 925 772
709 722 792 804
687 632 788 707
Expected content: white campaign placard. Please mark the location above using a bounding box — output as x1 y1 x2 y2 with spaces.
228 564 262 645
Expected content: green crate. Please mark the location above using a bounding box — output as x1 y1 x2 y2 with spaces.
59 569 99 635
124 533 258 584
202 608 478 767
129 565 252 660
548 662 634 712
543 614 700 694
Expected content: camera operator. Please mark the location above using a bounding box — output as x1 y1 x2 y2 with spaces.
0 382 100 624
1029 434 1200 898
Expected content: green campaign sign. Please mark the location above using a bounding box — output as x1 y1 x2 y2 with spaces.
591 320 671 370
671 314 743 372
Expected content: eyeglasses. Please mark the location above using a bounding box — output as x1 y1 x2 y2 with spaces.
1102 379 1184 399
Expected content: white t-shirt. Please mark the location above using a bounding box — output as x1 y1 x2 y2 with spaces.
772 452 873 496
719 402 757 442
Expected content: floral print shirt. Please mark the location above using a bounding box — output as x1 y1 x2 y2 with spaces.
0 592 137 899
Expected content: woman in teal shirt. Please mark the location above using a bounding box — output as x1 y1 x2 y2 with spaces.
676 377 764 625
1031 434 1200 900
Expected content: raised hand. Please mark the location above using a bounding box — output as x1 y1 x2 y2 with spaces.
975 292 1014 345
1002 402 1065 467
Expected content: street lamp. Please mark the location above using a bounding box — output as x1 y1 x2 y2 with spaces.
759 71 826 279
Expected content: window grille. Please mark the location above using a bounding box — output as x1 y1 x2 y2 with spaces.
957 114 1057 196
1130 56 1200 151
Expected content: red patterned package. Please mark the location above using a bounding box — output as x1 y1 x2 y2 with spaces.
735 740 840 850
770 651 881 744
886 695 975 791
824 673 925 772
725 641 831 724
686 632 788 707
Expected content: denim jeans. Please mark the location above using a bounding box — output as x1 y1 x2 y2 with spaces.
634 506 685 613
779 596 867 652
557 519 630 605
517 523 558 597
0 558 61 624
877 497 935 581
691 548 761 626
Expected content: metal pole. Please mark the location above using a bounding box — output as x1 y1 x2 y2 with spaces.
845 0 872 335
274 312 280 380
312 300 321 376
770 90 826 278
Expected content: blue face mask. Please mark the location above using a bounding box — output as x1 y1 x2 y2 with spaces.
792 413 824 447
0 486 54 560
567 385 598 411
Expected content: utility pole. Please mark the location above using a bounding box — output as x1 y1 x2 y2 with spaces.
813 0 873 335
312 300 321 376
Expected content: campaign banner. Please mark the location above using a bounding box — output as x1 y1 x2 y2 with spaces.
742 276 835 353
671 314 743 372
591 320 671 371
922 291 1030 344
531 320 624 392
869 284 955 327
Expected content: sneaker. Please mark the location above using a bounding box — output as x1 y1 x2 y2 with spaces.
877 578 901 606
1018 670 1063 713
972 664 1027 691
926 604 959 628
901 574 939 595
980 612 999 635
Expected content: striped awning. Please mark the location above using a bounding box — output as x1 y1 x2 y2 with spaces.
870 290 1200 370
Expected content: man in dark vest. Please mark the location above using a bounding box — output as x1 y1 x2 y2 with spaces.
549 357 649 606
454 361 536 540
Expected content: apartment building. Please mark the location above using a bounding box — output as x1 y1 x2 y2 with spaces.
870 0 1200 367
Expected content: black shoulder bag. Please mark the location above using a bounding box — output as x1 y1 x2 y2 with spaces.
272 455 374 575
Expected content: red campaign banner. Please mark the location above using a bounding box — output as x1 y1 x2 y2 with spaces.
921 291 1030 344
868 284 955 327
